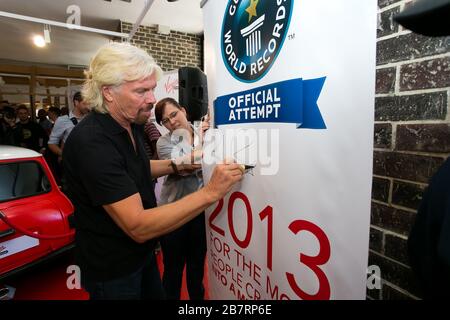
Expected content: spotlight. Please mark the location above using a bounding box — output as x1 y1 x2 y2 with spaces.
33 35 46 47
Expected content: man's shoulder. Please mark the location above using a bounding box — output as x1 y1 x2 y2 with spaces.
53 115 71 127
67 113 121 152
67 113 101 140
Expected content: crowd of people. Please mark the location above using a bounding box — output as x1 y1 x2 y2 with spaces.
0 93 164 188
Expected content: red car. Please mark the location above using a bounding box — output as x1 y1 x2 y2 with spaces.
0 146 74 281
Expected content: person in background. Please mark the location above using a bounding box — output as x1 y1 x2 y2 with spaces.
0 106 21 146
43 106 63 184
37 108 53 136
15 105 47 153
0 100 10 119
60 106 69 116
63 42 243 300
48 92 90 161
47 107 61 124
394 0 450 299
155 97 210 300
144 121 161 160
134 108 161 161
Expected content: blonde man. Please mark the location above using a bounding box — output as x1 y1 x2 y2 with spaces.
63 42 243 300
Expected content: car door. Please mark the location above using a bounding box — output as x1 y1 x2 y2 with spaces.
0 160 69 276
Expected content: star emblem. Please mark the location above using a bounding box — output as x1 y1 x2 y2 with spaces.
246 0 260 23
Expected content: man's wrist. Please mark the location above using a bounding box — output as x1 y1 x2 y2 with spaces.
199 187 218 205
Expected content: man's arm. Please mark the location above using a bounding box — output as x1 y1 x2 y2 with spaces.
103 162 243 243
150 150 202 178
48 143 63 157
48 117 66 156
150 159 177 178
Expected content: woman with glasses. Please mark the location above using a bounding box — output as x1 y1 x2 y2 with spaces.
154 97 209 300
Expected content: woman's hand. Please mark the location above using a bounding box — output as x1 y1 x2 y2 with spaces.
201 114 210 134
173 149 203 176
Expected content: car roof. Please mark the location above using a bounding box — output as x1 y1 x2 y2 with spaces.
0 146 42 160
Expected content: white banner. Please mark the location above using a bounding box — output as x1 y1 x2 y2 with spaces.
202 0 377 300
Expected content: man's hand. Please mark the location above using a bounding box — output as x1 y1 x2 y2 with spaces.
203 162 244 202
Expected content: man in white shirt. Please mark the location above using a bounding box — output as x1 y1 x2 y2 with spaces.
48 92 90 159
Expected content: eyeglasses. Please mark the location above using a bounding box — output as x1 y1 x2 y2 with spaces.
161 110 179 125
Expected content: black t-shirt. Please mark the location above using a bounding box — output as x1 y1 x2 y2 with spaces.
408 157 450 299
0 120 21 146
17 121 47 151
63 112 157 281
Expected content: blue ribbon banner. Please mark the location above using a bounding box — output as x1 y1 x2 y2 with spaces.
214 77 326 129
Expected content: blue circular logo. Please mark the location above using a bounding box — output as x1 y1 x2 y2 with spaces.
221 0 293 83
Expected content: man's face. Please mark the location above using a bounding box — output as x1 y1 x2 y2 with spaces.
48 111 58 122
37 109 46 120
4 113 16 127
74 100 90 115
112 74 157 124
17 108 29 122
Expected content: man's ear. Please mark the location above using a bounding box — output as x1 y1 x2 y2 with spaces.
102 86 114 103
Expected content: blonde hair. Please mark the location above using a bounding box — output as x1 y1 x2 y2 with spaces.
82 42 163 114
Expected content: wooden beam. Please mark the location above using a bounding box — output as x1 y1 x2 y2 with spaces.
36 78 84 88
0 64 85 79
2 76 83 88
36 67 85 78
46 84 51 106
1 76 30 85
1 92 68 97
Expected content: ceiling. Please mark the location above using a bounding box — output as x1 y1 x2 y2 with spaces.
0 0 204 66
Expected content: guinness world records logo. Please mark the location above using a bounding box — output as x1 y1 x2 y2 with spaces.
221 0 293 83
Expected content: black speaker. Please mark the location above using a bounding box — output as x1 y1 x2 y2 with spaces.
178 67 208 122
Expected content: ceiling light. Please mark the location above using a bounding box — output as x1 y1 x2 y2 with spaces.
33 35 46 47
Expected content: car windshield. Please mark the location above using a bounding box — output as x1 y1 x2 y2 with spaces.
0 161 51 202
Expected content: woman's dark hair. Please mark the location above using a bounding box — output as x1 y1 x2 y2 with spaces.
154 97 184 125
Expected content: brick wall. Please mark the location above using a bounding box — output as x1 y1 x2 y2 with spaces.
368 0 450 299
120 22 203 71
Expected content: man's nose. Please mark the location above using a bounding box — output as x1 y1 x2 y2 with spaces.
144 91 156 104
